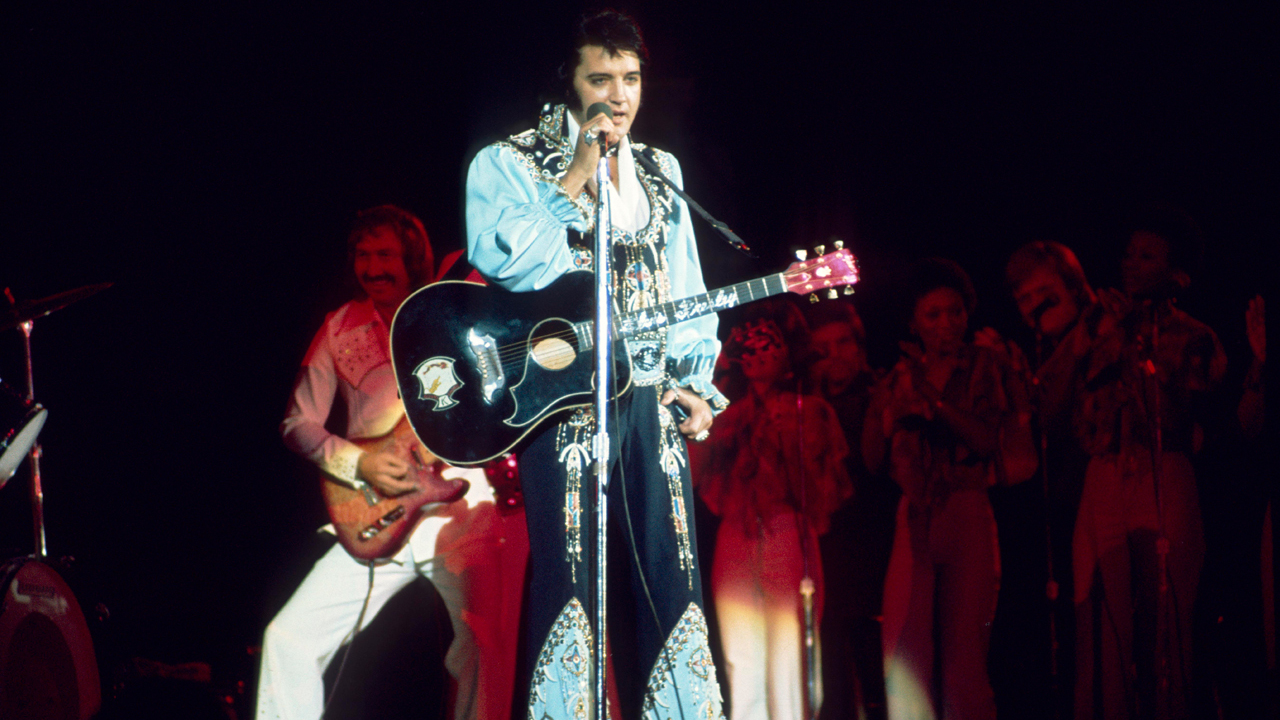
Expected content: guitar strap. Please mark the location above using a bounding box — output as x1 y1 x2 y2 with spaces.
435 249 484 283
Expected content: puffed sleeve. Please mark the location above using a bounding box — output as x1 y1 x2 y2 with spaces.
465 143 589 292
280 320 366 487
658 152 729 414
799 395 853 534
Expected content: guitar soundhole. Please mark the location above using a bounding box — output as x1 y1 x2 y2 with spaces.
531 336 576 370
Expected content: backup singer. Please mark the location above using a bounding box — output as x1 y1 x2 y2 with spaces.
464 10 727 719
865 259 1036 720
257 206 528 720
1068 221 1224 719
1003 239 1103 715
805 300 893 720
693 303 852 720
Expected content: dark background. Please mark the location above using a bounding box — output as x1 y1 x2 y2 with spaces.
1 0 1273 709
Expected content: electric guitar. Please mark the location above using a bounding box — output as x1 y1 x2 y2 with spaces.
320 417 467 560
390 247 859 466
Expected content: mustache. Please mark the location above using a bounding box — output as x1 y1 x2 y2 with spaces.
361 274 397 285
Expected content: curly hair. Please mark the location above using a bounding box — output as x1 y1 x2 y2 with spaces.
906 258 977 321
1125 202 1205 277
803 299 868 346
714 298 812 402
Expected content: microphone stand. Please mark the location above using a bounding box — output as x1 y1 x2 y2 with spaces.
1032 332 1062 717
632 149 754 258
795 391 819 720
19 317 49 558
590 141 614 720
1146 300 1173 716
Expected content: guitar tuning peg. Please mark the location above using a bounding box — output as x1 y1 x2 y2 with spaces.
843 285 855 295
814 244 825 256
808 293 818 304
795 249 808 261
834 239 844 250
827 288 838 300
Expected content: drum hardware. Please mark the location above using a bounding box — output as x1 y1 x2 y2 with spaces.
1 284 112 718
482 452 524 514
2 282 113 333
3 283 111 557
0 556 102 719
0 378 45 489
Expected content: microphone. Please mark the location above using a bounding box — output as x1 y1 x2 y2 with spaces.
1029 295 1058 325
1141 271 1192 301
585 102 612 145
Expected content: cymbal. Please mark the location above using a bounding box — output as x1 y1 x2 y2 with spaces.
2 282 113 332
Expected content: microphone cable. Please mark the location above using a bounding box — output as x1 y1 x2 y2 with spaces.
321 561 377 719
613 390 694 720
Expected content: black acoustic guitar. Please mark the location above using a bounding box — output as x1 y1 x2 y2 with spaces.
390 248 858 466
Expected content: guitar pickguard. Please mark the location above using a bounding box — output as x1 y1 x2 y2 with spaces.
506 317 593 427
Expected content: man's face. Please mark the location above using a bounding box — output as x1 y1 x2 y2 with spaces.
810 322 866 391
911 287 968 356
354 228 411 311
1013 266 1080 339
570 45 641 142
1121 231 1173 298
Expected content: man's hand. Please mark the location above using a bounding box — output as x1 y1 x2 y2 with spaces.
357 451 417 497
973 326 1012 362
1097 287 1132 320
974 326 1031 374
661 387 714 441
560 108 618 198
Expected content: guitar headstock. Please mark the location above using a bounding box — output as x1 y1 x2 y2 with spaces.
782 241 860 301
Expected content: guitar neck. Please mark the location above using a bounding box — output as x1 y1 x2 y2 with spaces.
610 273 788 340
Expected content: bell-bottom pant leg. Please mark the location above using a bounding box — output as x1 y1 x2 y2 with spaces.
257 539 426 720
517 387 718 718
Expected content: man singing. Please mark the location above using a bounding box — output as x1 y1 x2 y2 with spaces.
465 10 727 719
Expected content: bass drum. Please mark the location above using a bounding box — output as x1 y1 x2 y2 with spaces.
0 558 100 720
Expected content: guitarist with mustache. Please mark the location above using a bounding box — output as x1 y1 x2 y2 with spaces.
463 10 728 719
258 205 528 720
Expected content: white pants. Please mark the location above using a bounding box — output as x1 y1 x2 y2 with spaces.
881 492 999 720
712 510 822 720
256 467 528 720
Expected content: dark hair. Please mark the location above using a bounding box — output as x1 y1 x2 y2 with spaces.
1125 202 1204 275
715 298 811 402
906 258 977 321
557 9 649 103
803 299 867 346
347 205 434 289
1005 240 1096 308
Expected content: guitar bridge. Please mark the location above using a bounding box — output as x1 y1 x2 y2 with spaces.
468 328 504 404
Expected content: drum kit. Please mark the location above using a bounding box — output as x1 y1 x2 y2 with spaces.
1 282 111 720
